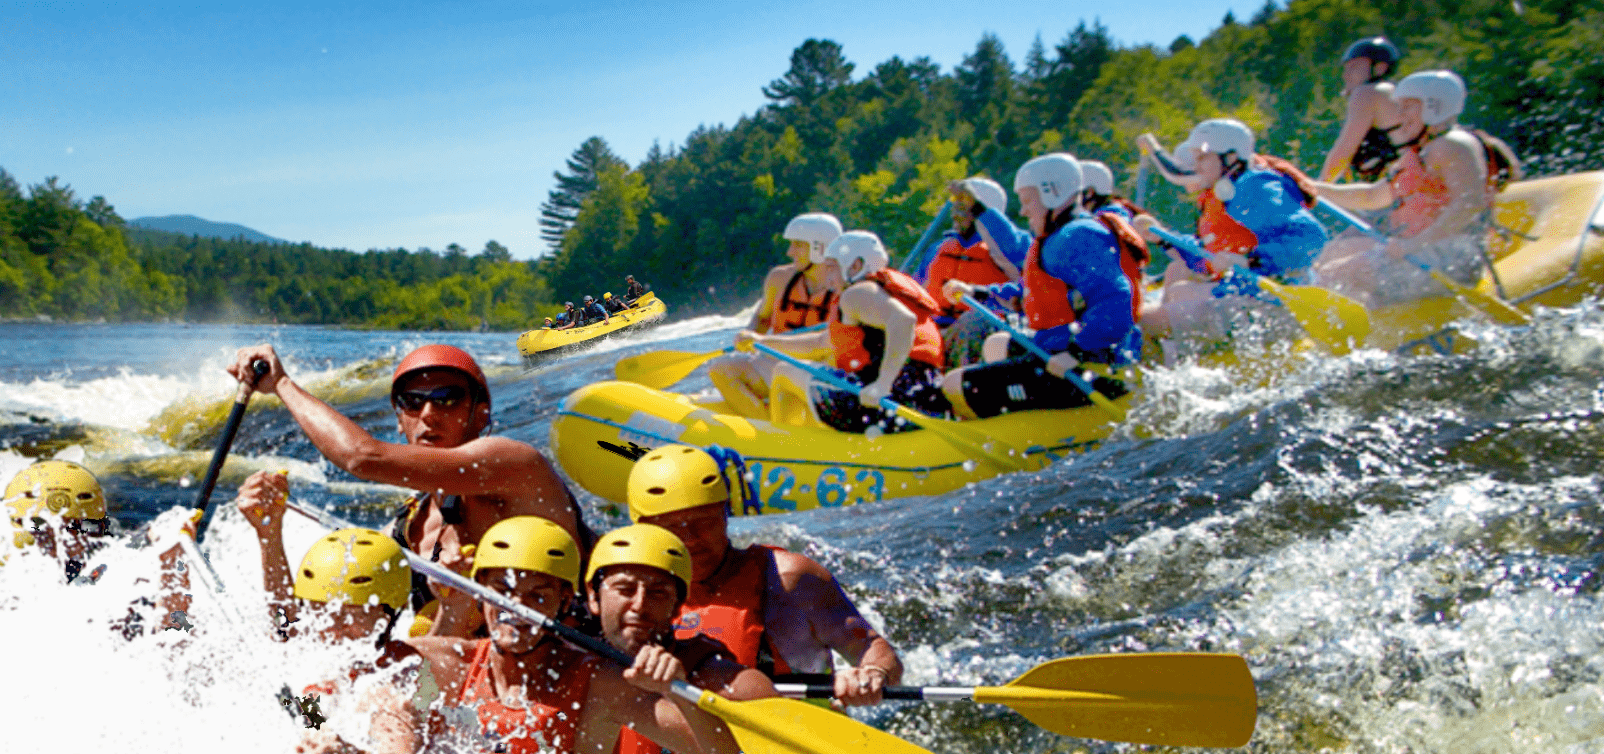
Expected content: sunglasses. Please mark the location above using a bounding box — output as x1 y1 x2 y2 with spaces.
394 385 469 412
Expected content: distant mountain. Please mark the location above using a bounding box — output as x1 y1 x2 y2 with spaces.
129 215 288 244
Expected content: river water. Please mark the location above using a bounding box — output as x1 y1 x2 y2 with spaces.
2 308 1602 753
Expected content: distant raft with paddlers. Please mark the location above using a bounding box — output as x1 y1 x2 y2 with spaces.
516 293 667 367
550 379 1132 511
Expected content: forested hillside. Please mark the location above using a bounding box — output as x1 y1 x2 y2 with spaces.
5 0 1600 327
544 0 1603 316
0 171 556 329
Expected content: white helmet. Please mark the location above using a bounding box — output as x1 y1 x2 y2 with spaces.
783 213 844 265
1174 119 1256 170
1013 153 1083 212
958 177 1008 215
1393 70 1466 126
823 230 889 284
1078 160 1115 196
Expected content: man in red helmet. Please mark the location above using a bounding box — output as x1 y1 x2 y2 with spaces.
228 343 584 637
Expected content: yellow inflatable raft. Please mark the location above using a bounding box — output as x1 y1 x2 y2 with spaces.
552 380 1131 512
517 293 667 367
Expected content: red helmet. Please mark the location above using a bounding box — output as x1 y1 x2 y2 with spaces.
391 344 490 408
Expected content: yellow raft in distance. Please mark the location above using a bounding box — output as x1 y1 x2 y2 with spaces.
551 380 1132 512
517 293 668 368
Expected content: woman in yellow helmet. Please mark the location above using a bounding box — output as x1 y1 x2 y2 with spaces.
402 516 739 754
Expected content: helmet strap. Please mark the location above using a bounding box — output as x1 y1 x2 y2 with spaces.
374 605 402 650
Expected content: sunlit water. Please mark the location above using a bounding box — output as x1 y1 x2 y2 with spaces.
2 305 1601 753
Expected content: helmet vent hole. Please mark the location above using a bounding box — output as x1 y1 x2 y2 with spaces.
351 576 372 585
493 541 510 550
647 486 667 495
546 548 566 558
610 541 629 548
77 492 94 500
700 474 717 486
356 538 373 545
302 569 315 579
667 548 684 557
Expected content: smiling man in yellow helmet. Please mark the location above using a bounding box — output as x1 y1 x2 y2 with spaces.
589 523 777 754
402 516 738 754
627 445 903 707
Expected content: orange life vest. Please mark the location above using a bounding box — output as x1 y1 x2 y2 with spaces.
921 236 1012 318
456 639 593 754
1021 220 1145 331
1386 135 1497 239
1195 155 1317 271
826 269 944 374
673 545 796 676
770 267 834 332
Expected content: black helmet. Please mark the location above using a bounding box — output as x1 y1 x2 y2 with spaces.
1342 37 1400 78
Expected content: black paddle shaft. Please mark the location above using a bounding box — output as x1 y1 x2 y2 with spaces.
192 360 268 542
794 685 926 700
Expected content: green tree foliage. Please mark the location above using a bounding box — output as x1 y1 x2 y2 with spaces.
538 137 627 254
762 39 855 107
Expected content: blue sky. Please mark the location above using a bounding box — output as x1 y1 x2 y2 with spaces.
1 1 1256 259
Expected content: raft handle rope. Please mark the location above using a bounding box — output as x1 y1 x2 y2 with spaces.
1508 188 1604 306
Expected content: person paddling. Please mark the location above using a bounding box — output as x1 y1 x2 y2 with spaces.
708 212 843 418
740 231 950 434
941 153 1142 419
588 523 777 754
404 516 739 754
1311 70 1516 307
227 343 586 638
621 275 649 305
919 177 1016 326
1320 37 1405 182
554 301 578 330
627 445 903 706
1135 119 1328 341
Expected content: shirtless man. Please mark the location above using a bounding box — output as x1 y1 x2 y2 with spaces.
708 212 842 418
227 343 583 637
1320 37 1405 183
627 444 903 707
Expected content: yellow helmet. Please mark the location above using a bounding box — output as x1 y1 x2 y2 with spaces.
586 523 693 592
471 516 580 591
627 445 730 520
7 460 108 547
292 528 411 610
603 292 613 300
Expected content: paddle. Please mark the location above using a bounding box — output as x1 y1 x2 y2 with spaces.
775 652 1256 748
899 200 952 274
402 547 934 754
1147 225 1371 353
1316 196 1531 325
614 325 826 389
193 359 270 542
749 341 1033 471
957 295 1129 422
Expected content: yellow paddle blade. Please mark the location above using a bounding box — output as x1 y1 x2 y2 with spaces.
1257 278 1371 354
890 405 1038 472
1426 269 1531 325
696 693 933 754
614 349 727 389
972 652 1257 748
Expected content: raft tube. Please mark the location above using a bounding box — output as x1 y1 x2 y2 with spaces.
551 380 1131 512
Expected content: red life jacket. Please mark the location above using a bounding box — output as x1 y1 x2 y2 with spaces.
1194 155 1317 275
1022 219 1145 331
1387 131 1498 239
921 235 1012 318
456 639 594 754
770 267 834 332
673 545 796 676
826 269 944 374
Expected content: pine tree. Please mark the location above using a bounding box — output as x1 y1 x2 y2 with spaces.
762 39 855 107
538 137 626 254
